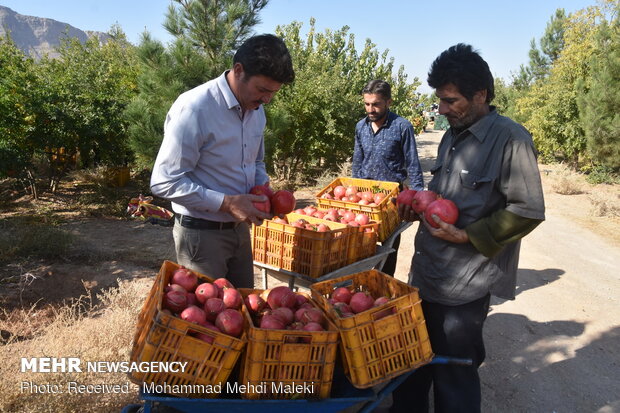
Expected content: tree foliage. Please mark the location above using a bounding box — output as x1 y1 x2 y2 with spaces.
515 6 601 166
264 19 422 183
127 0 268 169
578 2 620 172
1 29 139 194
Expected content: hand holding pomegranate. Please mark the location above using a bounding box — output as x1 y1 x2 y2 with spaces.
220 193 272 225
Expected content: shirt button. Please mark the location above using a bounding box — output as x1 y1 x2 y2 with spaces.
446 168 450 174
451 147 455 151
416 251 421 255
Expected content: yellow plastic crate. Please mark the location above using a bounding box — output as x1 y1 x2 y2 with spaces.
237 289 340 399
310 270 433 389
315 177 400 241
129 261 247 398
346 221 379 265
251 213 355 278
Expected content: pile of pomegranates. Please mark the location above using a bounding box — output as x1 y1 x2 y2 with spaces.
162 266 244 342
244 286 329 343
328 286 393 319
292 204 375 228
320 184 387 206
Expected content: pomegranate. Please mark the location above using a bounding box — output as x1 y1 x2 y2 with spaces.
361 191 374 202
272 307 295 325
294 208 306 215
301 308 325 326
333 185 347 198
349 292 375 314
345 186 358 197
260 314 286 330
347 221 360 227
271 190 296 215
342 211 356 223
396 189 418 206
166 284 187 293
180 305 207 325
253 197 271 213
332 287 352 304
374 296 390 307
222 288 242 309
195 283 220 304
303 205 317 216
348 194 361 203
321 193 334 200
301 322 324 343
215 309 244 337
295 307 309 322
272 216 288 224
312 210 325 219
267 286 297 309
186 292 199 306
163 290 187 313
171 266 198 292
316 223 330 232
373 192 386 204
355 213 370 225
244 293 266 314
249 184 274 199
295 294 310 307
213 278 235 290
333 302 352 316
411 190 438 214
424 198 459 228
204 297 226 321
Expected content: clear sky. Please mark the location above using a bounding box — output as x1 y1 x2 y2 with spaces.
1 0 596 93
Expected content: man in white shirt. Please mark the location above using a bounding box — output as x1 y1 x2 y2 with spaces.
150 34 295 287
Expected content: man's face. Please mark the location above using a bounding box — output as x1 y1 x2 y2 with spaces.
363 93 391 122
234 65 282 110
436 83 487 130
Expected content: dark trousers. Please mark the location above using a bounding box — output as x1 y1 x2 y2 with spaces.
391 294 491 413
380 233 401 277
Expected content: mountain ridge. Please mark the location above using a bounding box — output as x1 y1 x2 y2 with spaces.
0 5 110 59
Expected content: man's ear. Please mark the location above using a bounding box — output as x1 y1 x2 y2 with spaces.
473 89 487 104
232 62 244 78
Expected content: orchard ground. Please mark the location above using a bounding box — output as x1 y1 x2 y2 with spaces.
0 130 618 412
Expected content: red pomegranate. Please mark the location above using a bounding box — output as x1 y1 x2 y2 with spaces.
271 190 296 215
411 190 438 214
171 266 198 292
424 198 459 228
396 189 417 206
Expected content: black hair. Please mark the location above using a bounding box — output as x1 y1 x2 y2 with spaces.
427 43 495 103
233 34 295 84
362 79 392 100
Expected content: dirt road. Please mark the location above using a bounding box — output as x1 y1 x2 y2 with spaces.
391 130 620 413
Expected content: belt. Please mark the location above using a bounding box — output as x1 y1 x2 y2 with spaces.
175 214 240 230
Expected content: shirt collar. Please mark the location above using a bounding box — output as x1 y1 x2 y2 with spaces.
365 110 394 130
460 106 498 142
217 71 242 110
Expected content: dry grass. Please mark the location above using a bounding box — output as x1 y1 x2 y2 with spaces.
0 279 150 413
547 164 586 195
589 193 620 217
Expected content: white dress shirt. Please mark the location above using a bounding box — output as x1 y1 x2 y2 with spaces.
150 71 269 222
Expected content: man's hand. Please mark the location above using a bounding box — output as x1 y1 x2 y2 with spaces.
220 194 272 225
398 203 420 222
422 213 469 243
